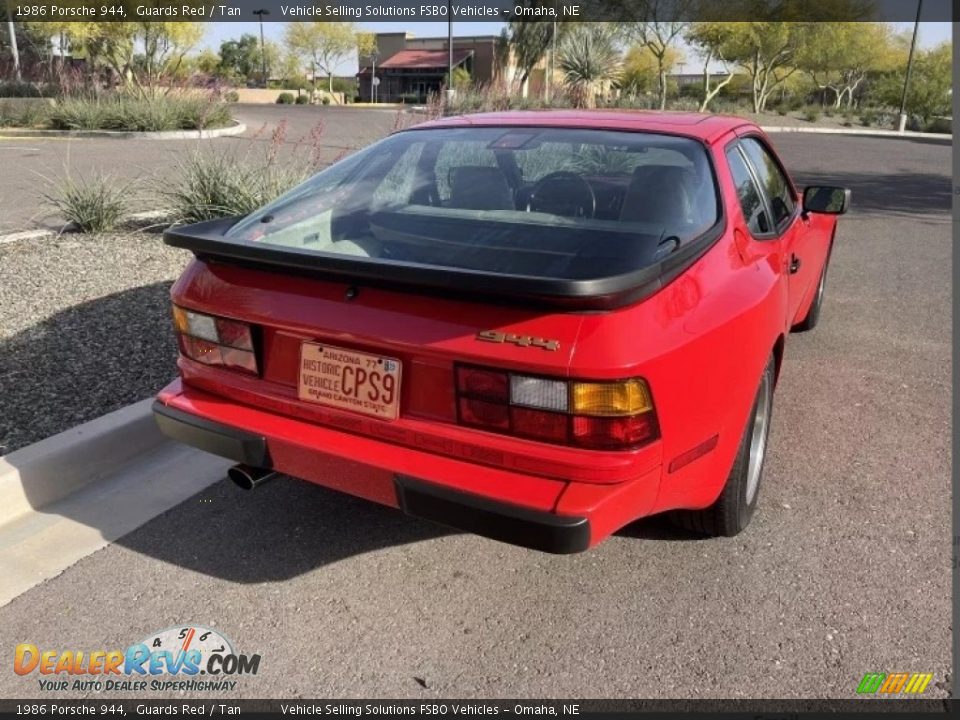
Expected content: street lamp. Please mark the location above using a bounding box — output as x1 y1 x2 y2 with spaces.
253 8 270 88
446 0 455 101
4 0 22 82
898 0 922 133
370 48 379 103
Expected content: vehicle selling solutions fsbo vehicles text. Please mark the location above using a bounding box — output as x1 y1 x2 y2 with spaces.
278 5 579 18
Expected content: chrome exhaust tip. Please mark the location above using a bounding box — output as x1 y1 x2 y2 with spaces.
227 464 277 490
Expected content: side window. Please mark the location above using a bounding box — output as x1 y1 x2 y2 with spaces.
740 138 795 230
726 147 771 235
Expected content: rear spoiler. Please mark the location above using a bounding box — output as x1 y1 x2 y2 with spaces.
163 217 724 311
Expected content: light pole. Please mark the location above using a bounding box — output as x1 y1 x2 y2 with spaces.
253 8 269 88
446 0 455 101
546 20 556 103
370 49 378 103
897 0 923 133
4 1 21 82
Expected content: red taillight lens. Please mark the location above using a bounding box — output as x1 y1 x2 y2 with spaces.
572 414 659 450
174 306 258 376
454 363 659 450
456 366 509 402
458 397 510 430
510 407 568 442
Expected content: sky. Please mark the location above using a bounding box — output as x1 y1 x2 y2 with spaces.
201 21 952 76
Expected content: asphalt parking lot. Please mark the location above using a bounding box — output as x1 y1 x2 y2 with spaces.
0 105 398 233
0 129 951 700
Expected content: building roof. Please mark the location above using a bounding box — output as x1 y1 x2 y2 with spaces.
377 49 473 70
406 110 758 144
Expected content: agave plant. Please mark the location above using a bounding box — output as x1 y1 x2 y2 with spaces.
559 25 623 109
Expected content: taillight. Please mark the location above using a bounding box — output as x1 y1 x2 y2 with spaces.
172 305 258 375
455 364 659 450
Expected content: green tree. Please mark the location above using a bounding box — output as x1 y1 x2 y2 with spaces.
30 20 203 92
620 1 694 110
685 22 737 112
284 21 356 93
495 9 573 95
193 49 221 76
619 44 683 97
871 41 952 123
559 24 622 108
219 34 263 83
796 23 899 108
713 22 812 113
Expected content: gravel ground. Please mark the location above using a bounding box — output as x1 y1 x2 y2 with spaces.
0 232 192 454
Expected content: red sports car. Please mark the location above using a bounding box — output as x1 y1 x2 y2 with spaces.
154 111 849 553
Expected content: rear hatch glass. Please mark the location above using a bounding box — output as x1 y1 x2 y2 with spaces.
168 127 721 308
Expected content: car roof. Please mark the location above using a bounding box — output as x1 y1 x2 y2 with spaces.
406 110 758 144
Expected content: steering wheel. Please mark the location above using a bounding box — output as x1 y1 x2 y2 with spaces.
527 171 596 219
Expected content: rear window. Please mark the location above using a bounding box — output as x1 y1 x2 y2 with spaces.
226 127 719 282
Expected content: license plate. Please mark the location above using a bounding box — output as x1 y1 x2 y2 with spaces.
298 342 402 420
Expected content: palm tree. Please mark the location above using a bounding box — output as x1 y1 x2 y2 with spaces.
559 25 622 108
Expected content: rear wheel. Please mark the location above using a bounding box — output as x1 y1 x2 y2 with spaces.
671 355 775 537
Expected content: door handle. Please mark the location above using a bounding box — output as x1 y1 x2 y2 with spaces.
789 254 801 274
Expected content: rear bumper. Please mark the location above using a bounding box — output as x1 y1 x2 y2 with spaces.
153 400 589 553
154 380 660 552
395 475 589 554
153 402 269 467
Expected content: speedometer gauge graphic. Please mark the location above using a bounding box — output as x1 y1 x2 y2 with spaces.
138 625 234 660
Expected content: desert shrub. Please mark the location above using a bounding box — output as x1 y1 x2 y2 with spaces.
49 94 232 131
925 116 951 133
276 92 295 104
159 150 315 223
330 77 357 95
0 99 53 128
667 97 700 112
43 172 130 232
223 90 239 103
0 81 51 98
321 95 331 105
295 94 309 104
803 106 821 122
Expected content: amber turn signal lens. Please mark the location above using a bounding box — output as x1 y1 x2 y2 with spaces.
172 305 189 334
571 379 653 416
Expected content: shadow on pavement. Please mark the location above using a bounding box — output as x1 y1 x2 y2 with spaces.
115 476 455 582
791 170 951 219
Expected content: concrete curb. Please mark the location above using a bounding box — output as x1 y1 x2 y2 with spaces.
0 399 164 527
760 125 952 140
0 443 229 606
0 398 235 606
0 210 175 245
0 121 246 141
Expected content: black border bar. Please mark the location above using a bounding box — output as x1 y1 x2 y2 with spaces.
4 0 954 23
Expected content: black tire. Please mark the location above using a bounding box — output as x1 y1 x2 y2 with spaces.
671 355 775 537
793 251 830 332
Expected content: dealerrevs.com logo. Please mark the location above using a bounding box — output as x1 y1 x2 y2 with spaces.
14 625 261 694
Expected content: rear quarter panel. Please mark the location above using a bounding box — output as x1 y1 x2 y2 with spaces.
570 231 786 513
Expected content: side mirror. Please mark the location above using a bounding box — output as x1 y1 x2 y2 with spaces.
802 186 851 215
